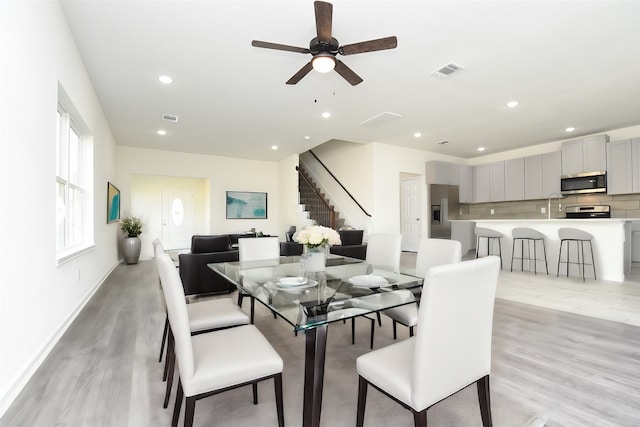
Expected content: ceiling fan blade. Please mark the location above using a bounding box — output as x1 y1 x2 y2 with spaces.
314 1 333 43
339 36 398 55
334 60 363 86
286 62 314 85
252 40 310 54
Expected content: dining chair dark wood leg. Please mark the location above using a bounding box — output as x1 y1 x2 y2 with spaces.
163 328 174 381
172 379 183 427
368 317 375 349
477 375 493 427
253 383 258 404
351 318 356 344
356 376 368 427
409 326 414 337
159 313 169 362
274 373 285 427
413 409 427 427
376 312 382 326
392 320 398 340
164 340 176 408
184 396 196 427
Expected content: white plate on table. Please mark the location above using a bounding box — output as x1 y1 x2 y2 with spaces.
264 278 318 292
348 274 389 288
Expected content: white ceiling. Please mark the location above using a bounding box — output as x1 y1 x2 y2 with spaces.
60 0 640 161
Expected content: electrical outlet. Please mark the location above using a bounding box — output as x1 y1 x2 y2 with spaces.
490 209 495 215
541 207 546 214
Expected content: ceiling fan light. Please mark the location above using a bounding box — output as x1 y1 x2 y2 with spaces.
312 53 336 73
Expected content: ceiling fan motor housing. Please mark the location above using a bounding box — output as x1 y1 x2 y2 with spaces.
309 37 339 56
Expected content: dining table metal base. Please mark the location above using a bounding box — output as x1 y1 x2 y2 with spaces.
303 324 328 427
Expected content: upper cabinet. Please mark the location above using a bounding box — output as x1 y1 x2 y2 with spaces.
542 151 562 195
425 161 459 185
474 163 491 203
524 155 543 200
607 138 640 195
459 165 474 203
505 158 525 201
561 134 609 175
490 161 505 202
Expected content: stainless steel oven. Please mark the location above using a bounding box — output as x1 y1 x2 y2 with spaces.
560 171 606 195
565 205 610 219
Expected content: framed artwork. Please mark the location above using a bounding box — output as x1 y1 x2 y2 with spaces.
226 191 267 219
107 182 121 223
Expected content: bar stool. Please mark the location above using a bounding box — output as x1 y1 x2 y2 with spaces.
511 227 548 275
474 227 503 268
557 228 596 281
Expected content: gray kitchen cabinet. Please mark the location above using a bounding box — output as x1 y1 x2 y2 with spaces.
459 164 474 203
426 160 459 185
505 158 525 201
524 154 543 200
561 134 609 175
474 163 491 203
490 161 505 202
542 151 562 196
607 139 633 195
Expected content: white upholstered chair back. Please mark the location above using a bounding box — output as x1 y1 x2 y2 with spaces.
155 251 195 381
239 237 280 262
152 238 165 256
415 238 462 278
411 256 500 409
365 233 402 272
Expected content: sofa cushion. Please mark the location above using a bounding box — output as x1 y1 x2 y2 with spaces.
339 230 364 246
191 235 230 253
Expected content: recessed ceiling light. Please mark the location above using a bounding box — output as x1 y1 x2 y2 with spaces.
157 130 167 135
271 145 278 150
477 147 485 152
321 112 331 119
158 75 173 84
414 132 422 138
507 101 519 108
565 127 575 132
304 136 311 140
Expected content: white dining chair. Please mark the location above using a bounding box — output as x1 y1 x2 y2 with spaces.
356 256 500 427
154 242 251 409
156 251 284 427
238 236 281 323
346 233 402 347
365 233 402 273
382 238 462 339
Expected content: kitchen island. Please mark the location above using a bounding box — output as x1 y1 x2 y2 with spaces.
452 219 636 282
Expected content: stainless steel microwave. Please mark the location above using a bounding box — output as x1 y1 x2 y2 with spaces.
560 171 607 195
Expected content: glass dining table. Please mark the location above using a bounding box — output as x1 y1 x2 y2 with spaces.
209 254 423 427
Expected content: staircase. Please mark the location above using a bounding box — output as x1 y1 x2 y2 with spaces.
298 165 345 230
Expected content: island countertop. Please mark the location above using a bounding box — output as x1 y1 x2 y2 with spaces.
451 218 639 282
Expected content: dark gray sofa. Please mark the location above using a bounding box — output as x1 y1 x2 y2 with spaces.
329 230 367 260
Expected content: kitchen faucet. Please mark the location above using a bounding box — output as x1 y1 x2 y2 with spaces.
547 192 562 219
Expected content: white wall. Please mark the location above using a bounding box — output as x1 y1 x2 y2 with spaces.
278 154 302 236
130 175 210 257
0 2 119 415
116 146 284 254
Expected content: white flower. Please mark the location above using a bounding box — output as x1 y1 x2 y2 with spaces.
294 225 341 249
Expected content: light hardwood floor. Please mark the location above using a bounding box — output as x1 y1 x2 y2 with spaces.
2 255 639 426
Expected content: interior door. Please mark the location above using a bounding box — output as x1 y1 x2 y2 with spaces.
401 177 421 252
161 189 195 250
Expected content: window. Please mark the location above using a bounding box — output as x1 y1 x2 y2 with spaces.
56 98 93 262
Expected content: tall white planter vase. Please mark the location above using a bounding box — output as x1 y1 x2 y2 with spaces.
304 246 327 272
123 236 142 264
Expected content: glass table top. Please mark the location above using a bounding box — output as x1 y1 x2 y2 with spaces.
209 255 423 331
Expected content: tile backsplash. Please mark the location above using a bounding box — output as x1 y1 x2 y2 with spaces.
458 193 640 220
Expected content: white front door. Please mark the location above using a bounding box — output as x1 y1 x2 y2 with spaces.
401 177 421 252
161 189 195 250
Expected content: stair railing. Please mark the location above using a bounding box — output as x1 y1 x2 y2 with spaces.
297 167 337 228
308 150 372 218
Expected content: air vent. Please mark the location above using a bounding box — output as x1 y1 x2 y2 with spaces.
431 62 464 78
162 114 179 123
435 140 449 145
360 111 402 127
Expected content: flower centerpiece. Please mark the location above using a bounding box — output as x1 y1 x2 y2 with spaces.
294 225 341 272
120 216 144 264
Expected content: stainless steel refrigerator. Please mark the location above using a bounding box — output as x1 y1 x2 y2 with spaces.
429 184 460 239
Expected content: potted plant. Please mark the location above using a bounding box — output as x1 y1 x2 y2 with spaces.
120 216 143 264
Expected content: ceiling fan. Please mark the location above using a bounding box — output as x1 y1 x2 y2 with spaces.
251 1 397 86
